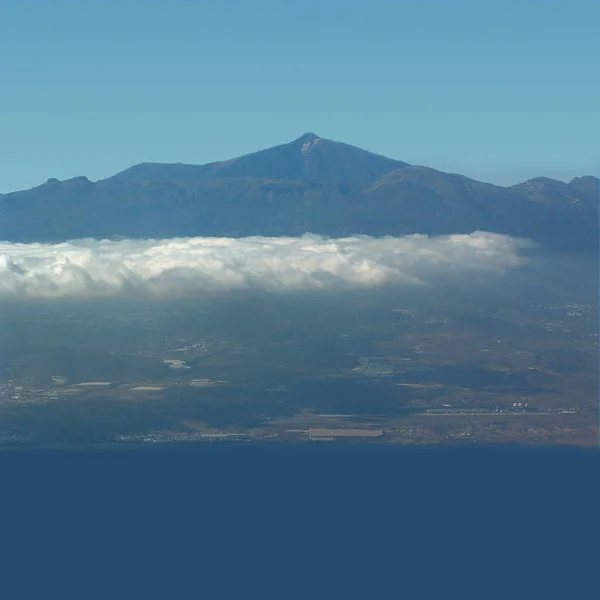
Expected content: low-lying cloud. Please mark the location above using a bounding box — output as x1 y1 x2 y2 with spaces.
0 232 533 299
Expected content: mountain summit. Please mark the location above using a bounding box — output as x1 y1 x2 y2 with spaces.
110 133 407 188
0 134 597 253
295 132 319 143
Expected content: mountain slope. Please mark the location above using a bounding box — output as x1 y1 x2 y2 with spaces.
0 134 597 254
110 133 407 189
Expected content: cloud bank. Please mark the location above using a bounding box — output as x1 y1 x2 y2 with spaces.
0 232 532 299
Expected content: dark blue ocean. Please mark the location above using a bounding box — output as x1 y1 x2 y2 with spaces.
1 444 599 599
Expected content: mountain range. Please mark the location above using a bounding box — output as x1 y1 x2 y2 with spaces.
1 133 597 253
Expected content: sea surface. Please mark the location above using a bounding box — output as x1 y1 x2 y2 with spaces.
1 444 599 599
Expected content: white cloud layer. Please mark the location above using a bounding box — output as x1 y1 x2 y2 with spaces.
0 232 532 299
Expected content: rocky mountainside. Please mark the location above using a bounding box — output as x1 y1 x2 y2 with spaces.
0 133 597 253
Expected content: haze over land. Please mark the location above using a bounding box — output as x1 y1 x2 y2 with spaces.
0 133 597 448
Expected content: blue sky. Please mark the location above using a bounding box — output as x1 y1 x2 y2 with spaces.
1 0 598 192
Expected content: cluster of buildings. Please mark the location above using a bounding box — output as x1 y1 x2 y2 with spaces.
0 381 60 404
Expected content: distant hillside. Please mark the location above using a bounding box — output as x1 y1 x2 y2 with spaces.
0 133 597 253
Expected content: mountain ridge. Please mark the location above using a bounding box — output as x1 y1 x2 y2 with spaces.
106 132 408 188
5 131 594 192
0 133 597 254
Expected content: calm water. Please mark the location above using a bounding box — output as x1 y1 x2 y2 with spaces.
1 444 598 598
